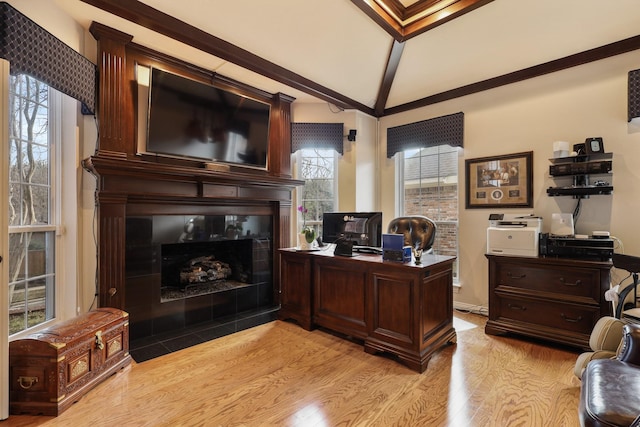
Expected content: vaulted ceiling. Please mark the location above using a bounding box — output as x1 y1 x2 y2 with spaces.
54 0 640 117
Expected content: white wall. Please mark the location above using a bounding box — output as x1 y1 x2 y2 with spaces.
354 111 379 212
379 51 640 310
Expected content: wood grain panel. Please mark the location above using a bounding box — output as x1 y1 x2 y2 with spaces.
371 273 413 342
494 260 601 303
279 252 313 330
97 199 127 309
314 258 368 338
421 268 452 340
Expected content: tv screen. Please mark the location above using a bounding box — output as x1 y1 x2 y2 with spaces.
145 67 271 169
322 212 383 248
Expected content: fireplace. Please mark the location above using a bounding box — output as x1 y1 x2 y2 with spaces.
125 213 274 341
83 24 301 357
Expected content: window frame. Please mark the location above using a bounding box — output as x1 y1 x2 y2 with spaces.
6 75 77 340
294 148 339 238
396 145 460 282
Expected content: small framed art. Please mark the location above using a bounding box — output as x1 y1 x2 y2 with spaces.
465 151 533 209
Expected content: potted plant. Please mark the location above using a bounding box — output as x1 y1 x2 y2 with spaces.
297 205 316 250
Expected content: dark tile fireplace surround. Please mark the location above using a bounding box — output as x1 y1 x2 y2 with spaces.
125 213 276 361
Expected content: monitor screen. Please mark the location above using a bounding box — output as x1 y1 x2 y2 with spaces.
322 212 383 247
145 67 271 169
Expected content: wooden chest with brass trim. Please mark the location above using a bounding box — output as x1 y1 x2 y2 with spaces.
9 307 131 416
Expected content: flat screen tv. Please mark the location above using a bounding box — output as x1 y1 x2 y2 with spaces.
145 67 271 169
322 212 383 248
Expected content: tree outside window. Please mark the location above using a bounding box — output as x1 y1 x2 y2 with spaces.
8 74 56 335
297 148 337 238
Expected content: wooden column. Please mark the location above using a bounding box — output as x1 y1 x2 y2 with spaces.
96 193 127 309
268 93 295 178
89 22 133 158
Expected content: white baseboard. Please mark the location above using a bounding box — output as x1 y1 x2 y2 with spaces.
453 301 488 316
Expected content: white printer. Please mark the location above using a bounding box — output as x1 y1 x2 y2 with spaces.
486 213 542 257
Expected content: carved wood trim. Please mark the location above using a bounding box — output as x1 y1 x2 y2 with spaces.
98 204 126 309
90 22 133 156
269 93 295 178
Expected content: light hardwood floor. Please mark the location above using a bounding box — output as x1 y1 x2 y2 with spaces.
4 311 583 427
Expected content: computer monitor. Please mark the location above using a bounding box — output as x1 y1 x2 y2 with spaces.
322 212 382 248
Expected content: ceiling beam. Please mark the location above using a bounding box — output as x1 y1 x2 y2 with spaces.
350 0 494 42
375 40 405 116
80 0 375 116
384 34 640 116
81 0 640 119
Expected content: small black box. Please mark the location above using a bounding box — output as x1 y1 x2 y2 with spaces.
383 249 404 262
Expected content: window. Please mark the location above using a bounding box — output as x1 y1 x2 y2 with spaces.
400 145 459 280
295 148 338 237
8 75 57 335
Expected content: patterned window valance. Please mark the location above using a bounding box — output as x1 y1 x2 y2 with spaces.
291 122 344 155
387 112 464 158
0 2 96 114
629 69 640 122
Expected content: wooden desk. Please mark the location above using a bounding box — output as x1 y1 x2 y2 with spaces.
279 249 457 373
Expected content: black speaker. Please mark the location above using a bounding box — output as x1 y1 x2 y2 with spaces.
584 137 604 154
347 129 357 142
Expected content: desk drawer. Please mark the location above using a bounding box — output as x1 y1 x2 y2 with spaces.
495 261 600 301
494 295 600 335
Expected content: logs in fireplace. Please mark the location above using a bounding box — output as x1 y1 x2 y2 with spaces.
179 256 232 287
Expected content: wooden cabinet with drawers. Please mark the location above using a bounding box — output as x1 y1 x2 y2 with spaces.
485 255 612 350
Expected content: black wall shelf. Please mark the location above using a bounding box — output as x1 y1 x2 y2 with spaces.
547 152 613 198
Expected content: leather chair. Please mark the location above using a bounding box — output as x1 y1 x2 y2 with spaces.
387 216 436 252
574 316 625 380
580 323 640 426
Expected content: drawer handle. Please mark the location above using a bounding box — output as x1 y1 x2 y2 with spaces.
17 376 38 389
559 278 582 287
507 272 526 280
561 313 583 323
507 303 526 311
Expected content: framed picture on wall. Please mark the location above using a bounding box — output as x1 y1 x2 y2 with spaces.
465 151 533 209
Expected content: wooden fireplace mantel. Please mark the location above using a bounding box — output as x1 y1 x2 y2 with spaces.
83 156 303 201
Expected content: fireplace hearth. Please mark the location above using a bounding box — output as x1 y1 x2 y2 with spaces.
161 280 246 303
